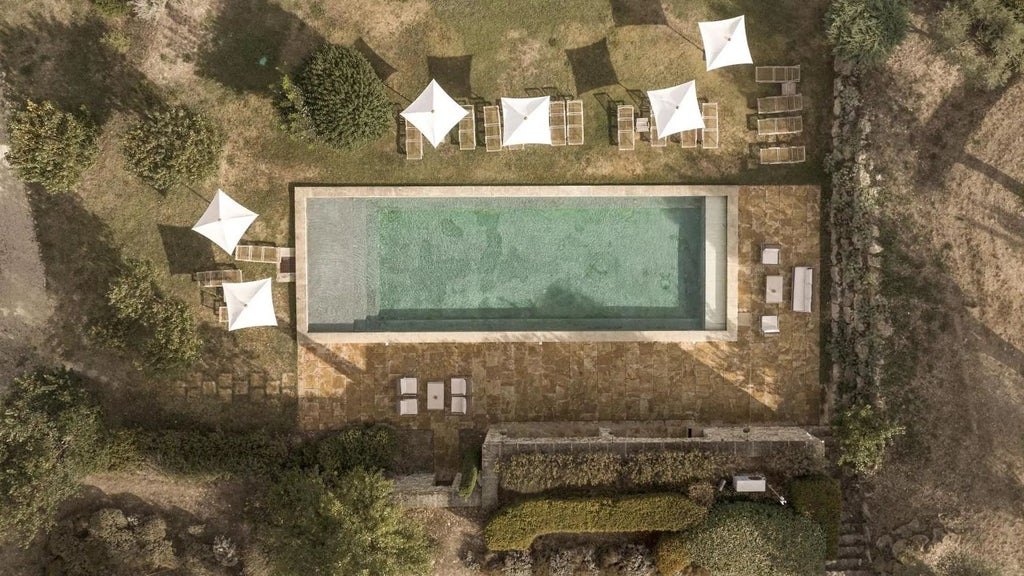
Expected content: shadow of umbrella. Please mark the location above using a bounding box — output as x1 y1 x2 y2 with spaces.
353 37 397 81
609 0 668 26
565 38 619 96
427 55 473 99
157 225 219 276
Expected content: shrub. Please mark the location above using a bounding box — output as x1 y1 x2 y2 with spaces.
122 106 223 192
0 368 113 546
5 100 98 193
257 468 432 576
131 0 166 21
287 424 397 476
674 502 826 576
622 450 725 487
280 44 392 148
135 429 291 478
458 444 480 499
833 402 904 475
99 30 131 54
484 493 708 551
937 549 1004 576
655 533 691 576
789 475 842 558
687 481 716 507
91 0 131 16
500 452 620 493
825 0 909 65
936 0 1024 89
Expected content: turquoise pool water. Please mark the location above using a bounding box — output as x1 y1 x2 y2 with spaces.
306 196 708 332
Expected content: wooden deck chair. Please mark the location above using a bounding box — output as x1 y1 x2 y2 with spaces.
781 81 798 96
458 104 477 151
759 145 806 165
549 100 567 146
566 100 584 145
194 269 242 288
218 305 229 324
649 116 667 147
679 129 699 149
276 247 296 283
234 244 277 264
757 94 803 115
756 116 803 137
755 65 800 83
404 119 423 160
617 105 635 151
483 105 502 152
701 103 719 149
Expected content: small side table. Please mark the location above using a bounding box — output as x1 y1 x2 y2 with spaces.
426 381 444 411
766 275 784 304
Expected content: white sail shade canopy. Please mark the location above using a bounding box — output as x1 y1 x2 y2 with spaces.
699 15 753 71
500 96 552 146
192 189 258 255
400 80 469 148
646 81 704 138
222 278 277 331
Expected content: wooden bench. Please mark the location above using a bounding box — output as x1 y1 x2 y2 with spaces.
757 94 803 115
757 116 803 136
234 244 277 264
458 104 476 151
549 99 567 146
649 117 667 147
701 102 719 149
194 269 242 288
566 100 584 145
755 65 801 83
679 129 699 149
218 305 229 324
404 120 423 160
759 146 806 165
617 105 635 151
483 105 502 152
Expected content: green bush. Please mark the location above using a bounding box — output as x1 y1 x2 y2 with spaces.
655 532 691 576
833 402 904 475
90 0 130 16
135 429 291 478
937 549 1004 576
0 368 115 546
675 502 826 576
458 445 480 499
622 450 726 487
288 424 397 476
937 0 1024 89
280 43 392 148
789 475 842 558
121 106 223 192
257 468 432 576
5 100 98 193
825 0 909 65
484 493 708 551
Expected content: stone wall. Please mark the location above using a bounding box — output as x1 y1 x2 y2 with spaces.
393 472 479 509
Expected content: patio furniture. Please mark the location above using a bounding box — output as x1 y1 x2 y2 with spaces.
217 305 228 324
679 129 699 149
793 266 814 312
194 268 242 288
451 396 468 415
276 247 295 283
650 116 667 147
450 377 469 396
427 381 444 411
549 99 567 146
483 105 502 152
566 100 584 145
757 94 803 114
755 65 801 83
761 243 781 265
404 119 423 160
617 105 635 151
399 377 418 397
757 116 803 137
760 146 806 165
636 117 650 133
781 81 798 96
399 397 418 416
458 104 477 150
766 275 784 304
701 102 719 149
760 314 780 335
234 244 278 263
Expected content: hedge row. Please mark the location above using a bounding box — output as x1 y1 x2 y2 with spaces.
789 475 842 558
484 493 707 551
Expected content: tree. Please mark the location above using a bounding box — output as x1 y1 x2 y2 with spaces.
937 0 1024 89
833 402 904 475
0 368 112 546
825 0 909 66
122 106 223 192
5 100 98 193
278 44 392 148
258 468 432 576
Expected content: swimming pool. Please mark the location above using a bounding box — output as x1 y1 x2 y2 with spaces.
296 186 736 343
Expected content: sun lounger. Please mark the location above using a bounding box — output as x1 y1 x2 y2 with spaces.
701 103 719 149
757 116 803 137
759 146 806 165
566 99 584 145
650 117 667 147
458 104 477 151
781 81 798 96
760 315 780 335
399 377 418 397
549 100 567 146
218 305 228 324
399 397 418 416
617 105 635 151
427 381 444 411
755 65 801 83
450 396 468 415
679 129 698 149
276 247 295 283
234 244 278 263
793 266 814 312
483 105 502 152
194 269 242 288
757 94 803 115
761 244 781 265
404 119 423 160
450 377 469 397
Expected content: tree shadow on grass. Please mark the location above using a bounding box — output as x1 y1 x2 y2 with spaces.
609 0 667 26
196 0 324 94
157 225 218 276
565 38 619 96
0 15 161 123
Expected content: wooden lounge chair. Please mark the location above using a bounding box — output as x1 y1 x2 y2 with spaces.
781 81 798 96
483 105 502 152
701 103 719 150
650 117 667 147
679 129 699 149
218 305 228 324
755 65 801 83
404 119 423 160
759 145 806 165
234 244 277 264
566 99 584 145
458 104 477 151
549 99 567 146
757 94 803 115
617 105 635 151
757 116 803 137
194 269 242 288
276 247 295 283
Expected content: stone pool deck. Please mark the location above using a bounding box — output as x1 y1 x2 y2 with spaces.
296 185 821 476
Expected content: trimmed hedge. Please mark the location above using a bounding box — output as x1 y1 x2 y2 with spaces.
484 493 707 551
825 0 909 66
655 532 691 576
789 475 842 558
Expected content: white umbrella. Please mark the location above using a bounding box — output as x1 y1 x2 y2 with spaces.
400 80 469 148
222 278 277 331
500 96 552 146
192 189 258 255
646 81 704 138
699 15 753 71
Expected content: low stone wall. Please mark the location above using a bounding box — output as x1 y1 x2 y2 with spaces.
393 472 479 509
